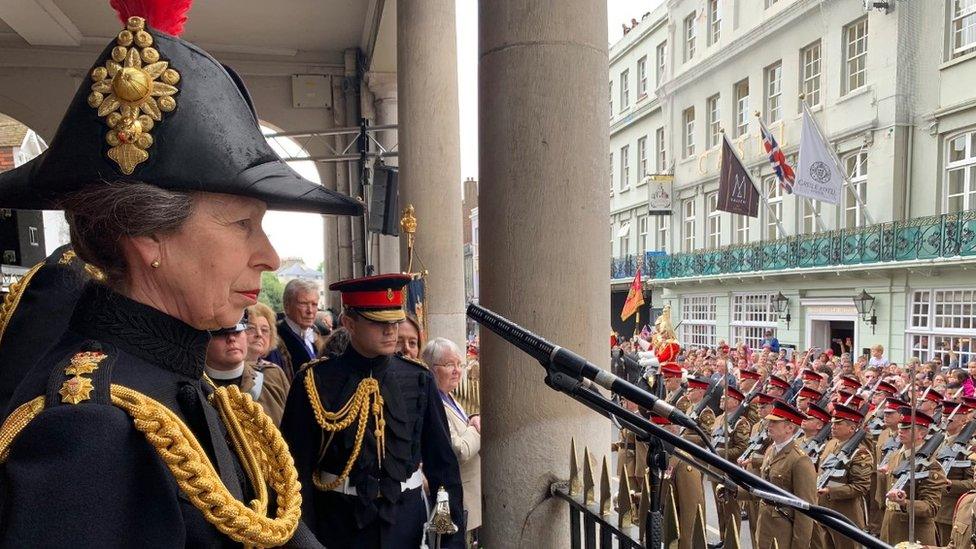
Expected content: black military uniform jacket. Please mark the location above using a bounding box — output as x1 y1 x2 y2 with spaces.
281 346 464 547
0 285 318 548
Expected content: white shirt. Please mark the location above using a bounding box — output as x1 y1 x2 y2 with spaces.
771 437 792 455
285 316 317 355
205 363 245 380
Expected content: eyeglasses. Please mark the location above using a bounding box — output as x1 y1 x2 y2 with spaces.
433 362 463 370
245 325 271 336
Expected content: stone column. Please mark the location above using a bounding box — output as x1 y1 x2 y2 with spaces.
397 0 465 345
479 1 611 546
365 71 402 275
332 75 353 282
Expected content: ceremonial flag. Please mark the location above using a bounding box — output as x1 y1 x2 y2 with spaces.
758 118 794 194
717 135 759 217
405 275 428 335
620 266 644 322
795 103 846 204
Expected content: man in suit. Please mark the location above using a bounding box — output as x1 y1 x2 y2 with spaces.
277 278 321 379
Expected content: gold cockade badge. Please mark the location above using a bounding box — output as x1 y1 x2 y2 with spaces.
59 351 107 404
87 16 180 175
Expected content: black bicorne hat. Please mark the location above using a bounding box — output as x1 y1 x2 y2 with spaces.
0 9 363 216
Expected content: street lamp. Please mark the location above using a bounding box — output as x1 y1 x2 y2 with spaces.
774 291 791 329
853 290 878 334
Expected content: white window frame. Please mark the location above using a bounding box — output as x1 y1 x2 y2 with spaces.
802 199 821 235
765 61 782 123
656 42 667 87
638 214 649 253
906 289 976 366
681 295 717 349
731 293 779 350
683 199 696 252
656 215 670 252
952 0 976 58
683 107 696 158
764 175 784 240
844 18 868 94
637 56 648 98
734 214 751 244
843 151 868 228
620 69 630 111
801 41 822 107
638 136 649 178
734 79 750 138
684 13 696 62
765 0 779 8
707 94 721 148
619 145 630 191
618 227 630 257
656 127 667 172
707 192 722 249
707 0 721 46
946 130 976 213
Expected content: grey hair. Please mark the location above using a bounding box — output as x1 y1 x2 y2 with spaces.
60 181 196 286
283 278 320 307
421 337 463 367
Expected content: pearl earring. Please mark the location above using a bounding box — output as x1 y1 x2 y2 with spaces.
151 259 161 268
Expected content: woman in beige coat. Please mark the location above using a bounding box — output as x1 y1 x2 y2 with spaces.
423 337 482 534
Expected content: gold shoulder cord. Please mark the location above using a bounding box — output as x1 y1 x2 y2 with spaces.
0 384 301 549
303 368 385 490
0 261 44 347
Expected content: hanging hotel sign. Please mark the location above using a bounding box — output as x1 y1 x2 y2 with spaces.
646 174 673 216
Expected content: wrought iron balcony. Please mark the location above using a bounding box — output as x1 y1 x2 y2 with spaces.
611 210 976 281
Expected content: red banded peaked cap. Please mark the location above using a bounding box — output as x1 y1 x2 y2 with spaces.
766 400 804 426
839 375 862 390
897 407 933 428
768 375 790 390
831 403 864 424
726 386 745 402
883 397 909 412
796 387 822 401
661 362 684 378
806 403 831 423
875 380 897 395
329 273 412 323
922 388 944 403
801 369 823 382
687 377 710 390
739 369 762 381
754 392 776 406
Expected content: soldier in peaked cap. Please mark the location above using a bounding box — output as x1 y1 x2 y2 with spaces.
0 0 364 546
712 385 752 539
280 274 464 548
936 400 976 542
813 404 873 549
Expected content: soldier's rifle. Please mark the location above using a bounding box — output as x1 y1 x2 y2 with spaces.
803 423 834 461
888 430 946 495
816 418 871 490
466 303 893 549
936 416 976 475
738 381 803 464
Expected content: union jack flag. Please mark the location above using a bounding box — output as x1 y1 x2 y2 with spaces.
759 120 795 194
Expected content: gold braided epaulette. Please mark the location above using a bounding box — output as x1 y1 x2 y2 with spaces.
0 261 43 347
398 354 429 370
0 384 301 548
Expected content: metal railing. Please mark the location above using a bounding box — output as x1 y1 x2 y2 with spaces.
552 481 644 549
611 210 976 281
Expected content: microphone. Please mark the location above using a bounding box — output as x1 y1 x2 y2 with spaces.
467 303 698 431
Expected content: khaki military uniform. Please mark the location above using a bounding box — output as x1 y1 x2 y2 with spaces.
880 448 948 545
662 445 707 549
745 420 773 548
755 439 818 549
813 437 874 549
871 427 898 534
712 412 752 539
937 437 976 543
935 490 976 549
615 428 647 488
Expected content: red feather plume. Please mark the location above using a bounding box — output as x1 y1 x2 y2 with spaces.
109 0 193 37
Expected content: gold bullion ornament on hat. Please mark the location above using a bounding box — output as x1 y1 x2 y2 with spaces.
88 16 180 175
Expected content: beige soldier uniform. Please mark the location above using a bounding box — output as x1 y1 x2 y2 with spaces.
661 441 707 549
869 426 896 534
615 428 648 488
937 440 976 542
745 419 773 547
713 411 752 539
933 490 976 549
880 447 948 545
241 359 290 425
755 439 818 549
815 437 874 549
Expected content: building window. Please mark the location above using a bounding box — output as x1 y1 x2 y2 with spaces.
707 192 722 249
801 41 822 107
706 94 721 148
683 199 696 252
618 224 631 257
609 81 613 117
734 79 750 137
844 18 868 94
683 107 696 158
638 136 649 178
946 130 976 213
802 199 821 235
843 151 868 228
765 175 784 240
609 152 614 194
656 127 667 172
952 0 976 58
681 295 717 348
707 0 721 46
620 146 630 190
638 214 649 253
731 293 778 350
656 215 670 252
637 56 648 97
734 215 751 244
684 13 696 62
765 0 779 7
656 41 667 87
620 69 630 111
907 289 976 366
764 61 782 123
